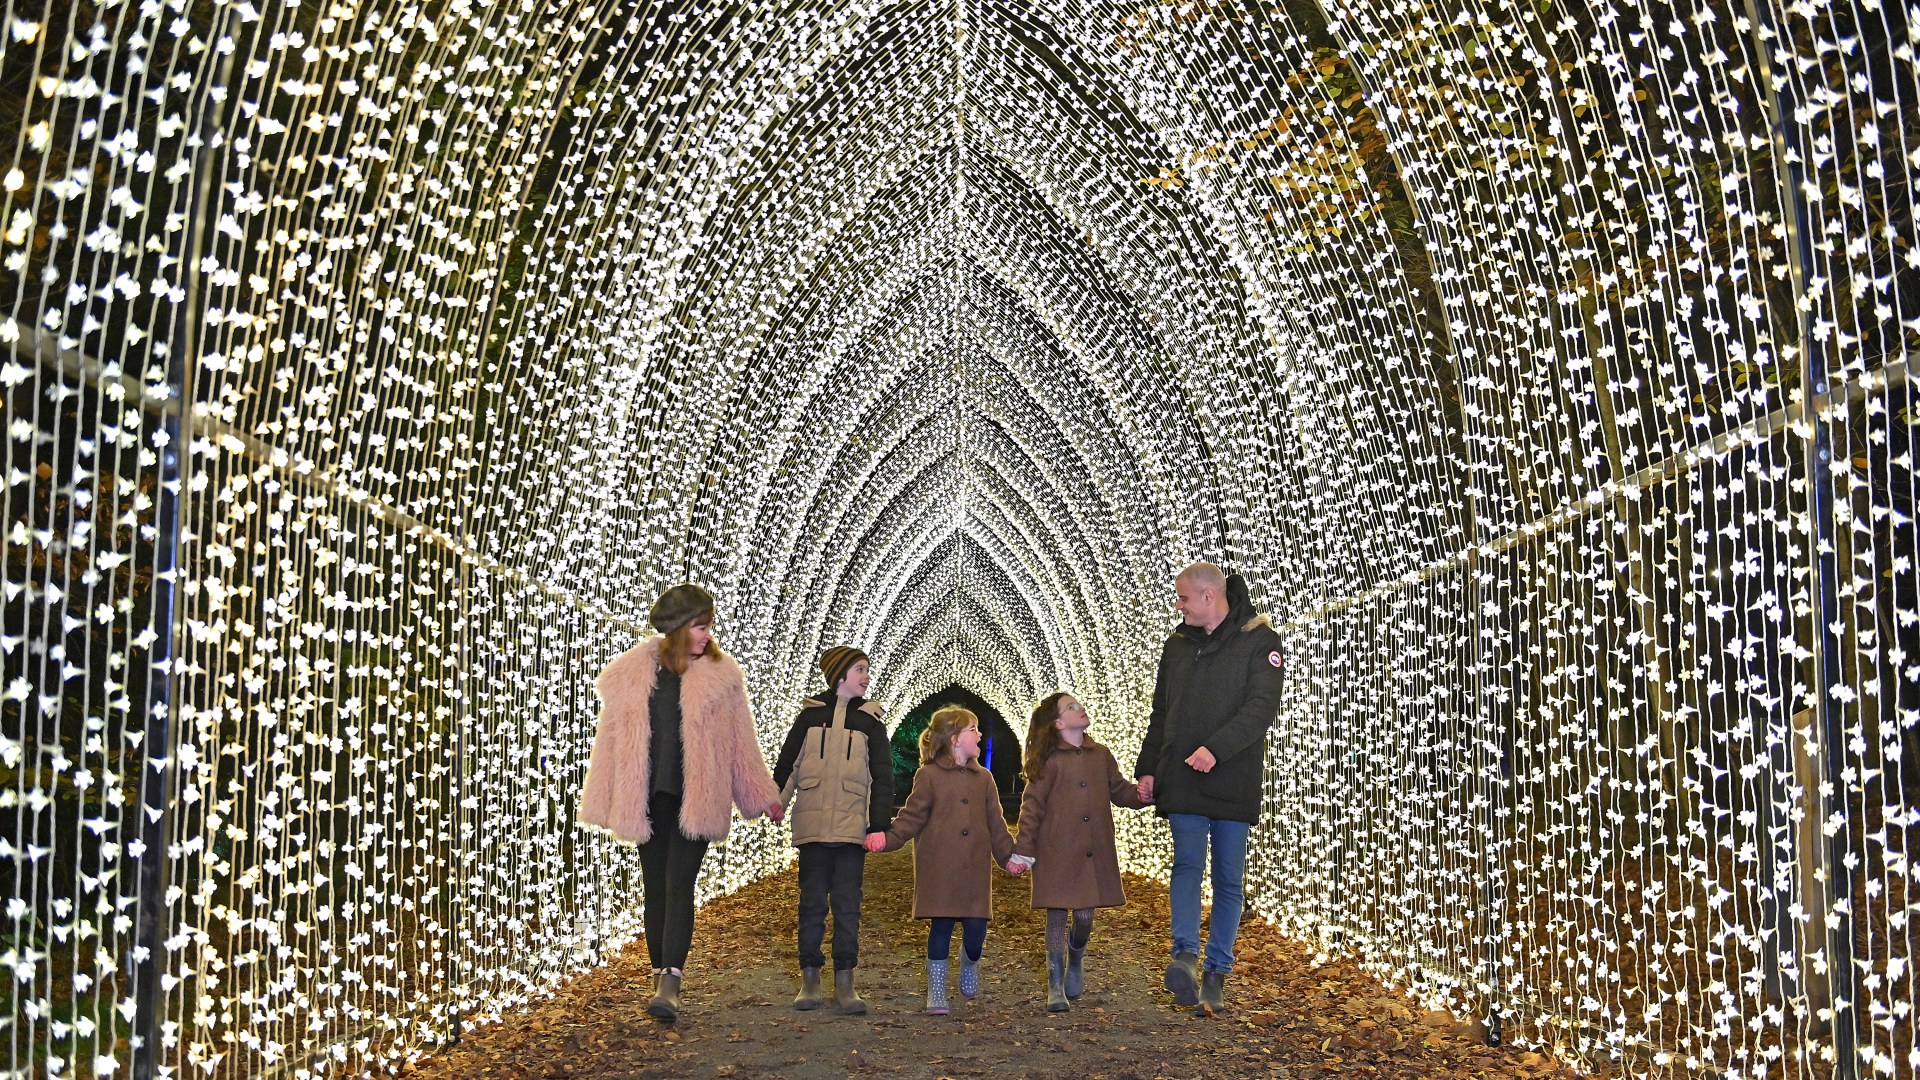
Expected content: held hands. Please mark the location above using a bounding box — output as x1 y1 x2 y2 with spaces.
1005 859 1028 875
1137 775 1155 802
864 832 887 853
767 801 785 824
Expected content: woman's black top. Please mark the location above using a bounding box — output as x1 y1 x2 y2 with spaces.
649 667 684 797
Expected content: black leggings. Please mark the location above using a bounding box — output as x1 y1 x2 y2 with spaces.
636 793 710 971
927 917 987 962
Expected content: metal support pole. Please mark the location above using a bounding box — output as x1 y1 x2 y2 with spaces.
127 400 182 1080
128 41 231 1079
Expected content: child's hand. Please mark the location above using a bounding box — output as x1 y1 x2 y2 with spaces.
864 832 887 853
766 801 785 824
1005 859 1027 875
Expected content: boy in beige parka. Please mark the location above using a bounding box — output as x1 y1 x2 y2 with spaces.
772 646 895 1014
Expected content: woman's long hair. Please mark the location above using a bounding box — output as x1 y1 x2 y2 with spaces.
920 705 978 766
659 612 718 675
1023 692 1070 783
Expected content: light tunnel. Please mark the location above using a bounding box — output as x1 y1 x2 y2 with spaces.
2 0 1916 1077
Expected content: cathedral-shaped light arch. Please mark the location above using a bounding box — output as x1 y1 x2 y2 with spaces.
4 0 1914 1078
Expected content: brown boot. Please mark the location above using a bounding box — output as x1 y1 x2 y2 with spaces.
794 967 824 1010
834 968 867 1015
648 969 681 1020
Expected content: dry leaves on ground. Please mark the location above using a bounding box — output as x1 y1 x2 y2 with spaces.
401 847 1609 1079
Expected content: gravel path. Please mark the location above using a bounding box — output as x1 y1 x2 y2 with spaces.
404 847 1589 1079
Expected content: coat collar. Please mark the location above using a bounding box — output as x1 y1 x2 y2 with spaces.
638 634 739 693
1052 735 1106 755
598 635 743 721
799 694 883 718
1172 609 1269 652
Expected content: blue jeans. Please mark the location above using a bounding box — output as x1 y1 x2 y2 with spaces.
1168 814 1250 974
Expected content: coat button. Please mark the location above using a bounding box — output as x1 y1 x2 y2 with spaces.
1082 815 1090 822
962 797 969 804
962 828 971 837
1079 781 1088 787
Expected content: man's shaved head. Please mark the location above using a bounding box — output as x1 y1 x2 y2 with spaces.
1176 562 1226 594
1174 562 1230 631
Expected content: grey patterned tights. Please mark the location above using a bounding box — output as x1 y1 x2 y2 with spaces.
1045 907 1094 951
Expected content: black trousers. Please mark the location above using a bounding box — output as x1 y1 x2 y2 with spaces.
636 793 710 971
796 842 866 971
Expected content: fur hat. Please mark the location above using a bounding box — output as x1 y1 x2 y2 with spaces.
819 645 869 690
649 583 715 634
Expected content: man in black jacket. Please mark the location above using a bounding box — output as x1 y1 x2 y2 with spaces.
1134 563 1284 1016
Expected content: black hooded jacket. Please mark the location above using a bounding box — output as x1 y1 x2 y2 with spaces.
1133 574 1284 824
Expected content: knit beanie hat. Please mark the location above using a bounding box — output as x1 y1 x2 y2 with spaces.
648 583 715 634
819 645 869 691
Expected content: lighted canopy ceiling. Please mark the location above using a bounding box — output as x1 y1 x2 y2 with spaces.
3 0 1915 1078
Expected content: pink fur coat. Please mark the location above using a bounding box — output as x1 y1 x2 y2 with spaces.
577 637 779 844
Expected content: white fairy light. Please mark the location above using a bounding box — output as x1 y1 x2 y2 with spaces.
3 0 1914 1077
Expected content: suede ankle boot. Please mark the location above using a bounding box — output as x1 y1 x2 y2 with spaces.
834 968 867 1015
648 969 681 1020
794 967 824 1010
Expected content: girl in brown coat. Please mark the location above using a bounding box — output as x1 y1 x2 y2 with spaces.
577 584 784 1020
866 706 1020 1014
1012 692 1151 1012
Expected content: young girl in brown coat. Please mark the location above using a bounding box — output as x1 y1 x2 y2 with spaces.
865 706 1021 1014
1012 692 1151 1011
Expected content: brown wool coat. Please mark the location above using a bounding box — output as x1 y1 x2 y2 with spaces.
576 637 780 844
1012 738 1150 910
881 758 1016 920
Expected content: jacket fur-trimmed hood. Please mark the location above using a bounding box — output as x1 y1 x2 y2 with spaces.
576 636 780 844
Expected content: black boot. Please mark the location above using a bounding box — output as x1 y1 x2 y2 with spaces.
794 967 824 1010
1046 945 1070 1012
1196 969 1226 1017
1164 951 1199 1007
648 969 682 1020
834 968 868 1015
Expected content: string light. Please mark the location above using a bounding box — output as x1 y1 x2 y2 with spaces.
3 1 1912 1078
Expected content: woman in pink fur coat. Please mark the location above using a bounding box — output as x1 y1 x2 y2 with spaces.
578 583 784 1020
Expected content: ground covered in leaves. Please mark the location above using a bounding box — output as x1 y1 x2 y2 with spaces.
405 848 1598 1079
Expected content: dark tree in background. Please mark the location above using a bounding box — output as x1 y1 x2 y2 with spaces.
890 685 1023 819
